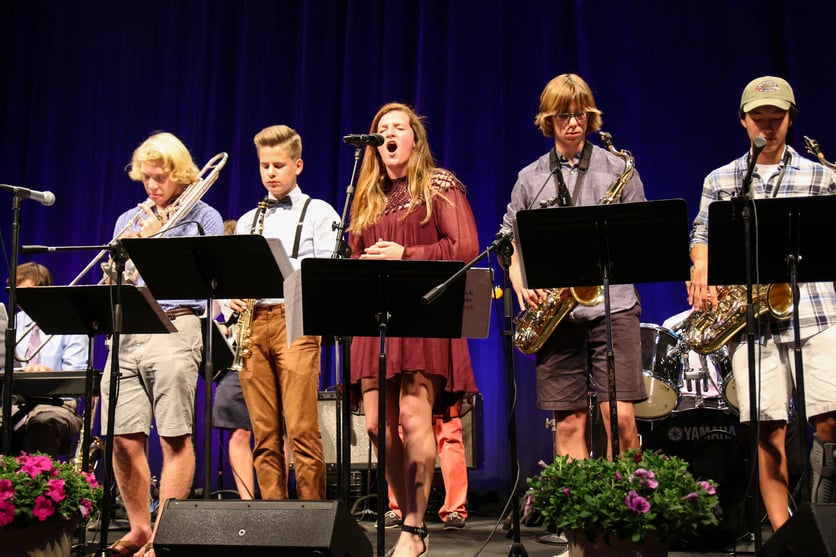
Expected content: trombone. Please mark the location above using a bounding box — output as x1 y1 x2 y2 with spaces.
15 152 228 363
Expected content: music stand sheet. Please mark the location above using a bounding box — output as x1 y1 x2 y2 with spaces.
513 198 690 288
707 195 836 285
285 265 492 345
298 258 471 340
119 235 292 300
14 285 175 335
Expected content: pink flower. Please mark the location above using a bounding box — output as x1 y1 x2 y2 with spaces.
0 500 15 527
0 478 13 501
682 492 699 502
45 479 66 503
699 480 716 495
625 490 650 513
32 496 55 521
79 498 94 518
84 472 99 488
18 454 53 479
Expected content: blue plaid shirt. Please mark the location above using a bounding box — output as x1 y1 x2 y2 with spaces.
690 145 836 343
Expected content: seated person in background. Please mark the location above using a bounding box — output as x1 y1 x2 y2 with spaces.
9 261 88 457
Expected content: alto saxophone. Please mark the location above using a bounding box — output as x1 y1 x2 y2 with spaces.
229 198 271 372
804 136 836 171
513 132 635 354
676 283 793 354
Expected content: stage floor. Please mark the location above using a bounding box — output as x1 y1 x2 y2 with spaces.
83 514 766 556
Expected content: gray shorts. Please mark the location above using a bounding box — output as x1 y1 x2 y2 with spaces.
535 304 645 410
101 314 202 437
212 370 251 430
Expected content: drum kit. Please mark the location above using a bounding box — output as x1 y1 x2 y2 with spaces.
633 322 737 421
634 320 750 549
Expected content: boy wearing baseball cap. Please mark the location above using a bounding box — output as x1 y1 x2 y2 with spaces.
689 75 836 533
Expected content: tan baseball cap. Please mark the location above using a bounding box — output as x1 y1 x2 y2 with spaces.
740 76 796 112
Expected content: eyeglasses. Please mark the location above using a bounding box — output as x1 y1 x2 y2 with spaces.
553 112 589 124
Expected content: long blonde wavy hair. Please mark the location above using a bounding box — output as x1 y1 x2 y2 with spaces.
348 103 444 233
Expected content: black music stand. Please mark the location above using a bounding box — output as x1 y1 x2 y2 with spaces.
119 235 290 502
708 195 836 544
514 199 690 457
15 284 173 555
300 258 472 556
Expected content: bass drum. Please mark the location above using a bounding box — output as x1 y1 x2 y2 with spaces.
641 410 749 550
634 324 682 420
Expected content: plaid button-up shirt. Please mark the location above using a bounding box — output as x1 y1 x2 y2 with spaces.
690 145 836 343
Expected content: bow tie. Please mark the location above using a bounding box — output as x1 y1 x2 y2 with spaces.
273 196 292 208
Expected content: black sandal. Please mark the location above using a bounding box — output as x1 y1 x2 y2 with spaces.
384 523 429 557
401 524 428 557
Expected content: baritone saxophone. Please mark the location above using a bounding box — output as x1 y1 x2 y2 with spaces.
513 132 635 354
229 198 272 372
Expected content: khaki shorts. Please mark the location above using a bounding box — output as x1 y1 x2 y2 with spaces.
101 315 202 436
731 323 836 423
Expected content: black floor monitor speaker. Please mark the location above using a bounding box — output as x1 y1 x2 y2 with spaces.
154 499 372 557
758 503 836 556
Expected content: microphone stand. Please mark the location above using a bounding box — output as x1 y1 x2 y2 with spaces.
330 145 362 506
20 241 128 556
422 233 528 557
2 195 24 454
737 139 765 551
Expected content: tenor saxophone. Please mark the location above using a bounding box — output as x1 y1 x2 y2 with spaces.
675 283 793 354
229 198 271 371
513 132 635 354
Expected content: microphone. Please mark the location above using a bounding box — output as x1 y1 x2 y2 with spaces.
343 133 385 147
742 135 767 199
529 167 559 210
0 184 56 206
20 245 57 253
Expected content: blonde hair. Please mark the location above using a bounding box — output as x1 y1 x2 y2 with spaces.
253 125 302 161
127 131 200 186
348 103 445 233
534 74 603 137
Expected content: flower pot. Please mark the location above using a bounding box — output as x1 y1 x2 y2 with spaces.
0 516 78 557
566 530 668 557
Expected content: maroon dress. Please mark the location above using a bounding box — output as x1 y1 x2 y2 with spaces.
348 169 480 416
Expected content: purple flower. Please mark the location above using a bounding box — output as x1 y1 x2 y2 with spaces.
615 471 622 480
682 492 699 502
561 487 571 496
699 480 716 495
32 496 55 521
79 498 94 518
629 468 659 489
625 490 651 513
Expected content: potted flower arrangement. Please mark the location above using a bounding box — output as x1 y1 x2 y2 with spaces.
527 449 720 557
0 452 103 557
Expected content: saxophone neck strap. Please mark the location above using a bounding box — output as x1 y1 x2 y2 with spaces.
549 141 592 207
